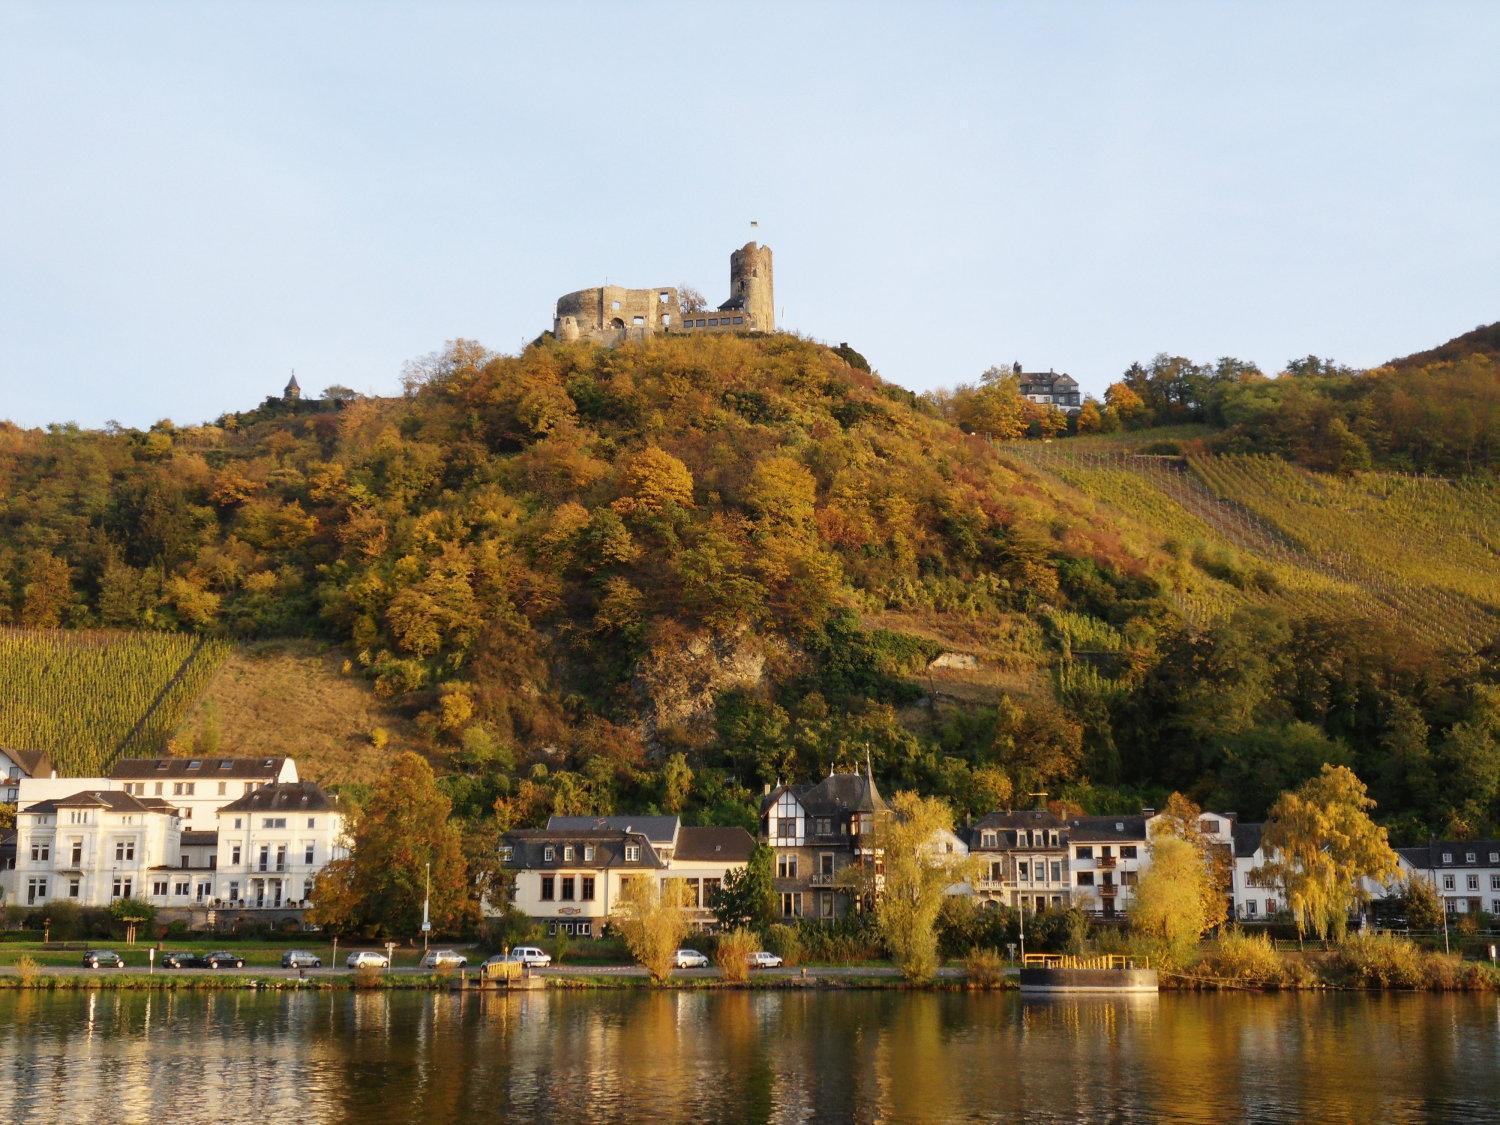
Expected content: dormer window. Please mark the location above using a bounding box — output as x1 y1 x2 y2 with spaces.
584 845 595 862
543 846 555 862
625 845 641 862
980 831 997 848
815 818 832 836
1442 852 1453 864
563 845 575 863
1466 852 1476 863
501 845 514 862
188 760 201 770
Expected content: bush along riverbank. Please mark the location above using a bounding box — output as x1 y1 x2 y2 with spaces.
1164 931 1500 992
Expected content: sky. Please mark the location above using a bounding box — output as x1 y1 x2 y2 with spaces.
1 1 1497 429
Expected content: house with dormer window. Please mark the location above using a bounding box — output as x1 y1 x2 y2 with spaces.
760 770 886 922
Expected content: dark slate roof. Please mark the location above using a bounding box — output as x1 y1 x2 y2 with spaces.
218 782 337 814
109 757 289 780
1231 821 1264 858
763 772 886 817
181 830 220 847
969 810 1069 850
546 815 679 846
2 747 53 777
1066 815 1148 842
673 826 755 863
22 790 177 816
1018 371 1079 389
503 829 666 870
1397 840 1500 869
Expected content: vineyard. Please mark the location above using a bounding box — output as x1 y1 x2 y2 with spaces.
0 629 230 776
1004 445 1499 651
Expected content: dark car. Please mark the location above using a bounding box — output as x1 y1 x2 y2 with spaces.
159 951 207 969
82 950 125 968
203 951 246 969
281 950 323 969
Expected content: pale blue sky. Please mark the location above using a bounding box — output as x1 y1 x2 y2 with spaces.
2 1 1496 428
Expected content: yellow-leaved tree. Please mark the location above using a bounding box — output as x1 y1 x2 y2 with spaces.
1252 765 1400 946
614 876 691 982
866 792 980 982
1131 834 1211 966
1149 792 1231 932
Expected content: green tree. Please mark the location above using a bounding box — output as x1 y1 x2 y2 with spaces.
309 751 471 938
1396 875 1443 930
1252 765 1400 945
710 844 776 931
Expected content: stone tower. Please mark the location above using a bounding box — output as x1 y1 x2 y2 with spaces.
284 372 301 402
727 242 774 331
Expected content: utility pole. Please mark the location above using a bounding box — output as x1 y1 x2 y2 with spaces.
422 861 432 952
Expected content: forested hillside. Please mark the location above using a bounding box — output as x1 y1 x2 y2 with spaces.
0 333 1494 843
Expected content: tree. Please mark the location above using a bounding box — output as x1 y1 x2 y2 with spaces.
109 897 156 944
710 844 776 931
613 876 691 981
678 286 707 314
1075 398 1104 434
1252 765 1400 945
866 792 979 982
1396 875 1443 930
309 751 471 938
1130 835 1209 966
660 752 693 813
1103 382 1149 428
612 446 695 518
1149 792 1231 931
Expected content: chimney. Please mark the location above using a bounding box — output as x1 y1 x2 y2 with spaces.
763 783 772 796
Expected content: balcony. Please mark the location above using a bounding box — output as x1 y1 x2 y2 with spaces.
809 872 838 886
1098 856 1117 869
1099 884 1118 897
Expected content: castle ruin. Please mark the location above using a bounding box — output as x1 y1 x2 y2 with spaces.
553 242 773 345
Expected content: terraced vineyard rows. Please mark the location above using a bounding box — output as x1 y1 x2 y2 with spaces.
0 628 230 775
1005 445 1498 650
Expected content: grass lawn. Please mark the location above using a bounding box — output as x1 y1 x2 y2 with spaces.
0 939 476 969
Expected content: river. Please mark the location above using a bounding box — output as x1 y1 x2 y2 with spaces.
1 989 1497 1122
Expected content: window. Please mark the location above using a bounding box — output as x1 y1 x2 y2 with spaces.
115 840 135 862
1247 901 1258 916
30 842 49 862
631 316 645 327
625 845 641 862
259 845 270 871
308 818 316 829
820 892 834 919
1121 846 1138 859
1076 846 1093 860
276 845 287 871
1017 831 1029 848
501 845 514 863
263 817 286 830
561 876 575 901
1491 875 1500 890
228 881 239 902
153 880 170 896
778 855 798 879
1049 831 1060 847
1490 852 1499 864
1018 861 1030 881
815 817 832 836
1077 872 1094 886
1050 861 1063 883
1493 898 1500 913
702 877 721 902
174 880 190 896
981 831 997 848
1200 819 1220 834
820 853 835 878
581 876 595 901
661 314 671 327
154 782 163 795
1442 852 1453 863
111 878 132 899
302 878 313 900
68 878 80 899
659 292 670 303
1465 852 1477 863
540 875 555 901
544 846 555 862
26 878 48 904
174 782 184 795
218 782 227 796
776 817 797 839
1443 874 1455 890
583 845 595 862
1467 875 1479 891
610 300 620 310
563 845 575 863
304 844 315 865
1121 871 1138 886
732 316 744 325
233 818 242 829
780 892 802 918
231 845 242 865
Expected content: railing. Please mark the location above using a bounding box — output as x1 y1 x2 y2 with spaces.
1023 953 1137 970
809 872 837 886
1099 885 1118 897
1098 857 1117 869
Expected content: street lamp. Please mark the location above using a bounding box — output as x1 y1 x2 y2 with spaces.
421 861 432 952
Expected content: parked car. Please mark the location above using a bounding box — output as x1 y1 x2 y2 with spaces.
203 951 246 969
82 950 125 969
505 946 552 967
346 951 390 969
159 951 207 969
673 949 710 969
418 949 468 969
747 951 784 969
282 950 323 969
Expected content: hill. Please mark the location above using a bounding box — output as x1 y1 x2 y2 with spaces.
0 333 1494 841
1389 321 1500 368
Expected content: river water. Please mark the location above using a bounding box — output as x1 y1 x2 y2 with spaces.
1 988 1497 1122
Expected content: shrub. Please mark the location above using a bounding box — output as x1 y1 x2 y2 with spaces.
715 928 756 983
43 900 84 941
765 924 802 967
1330 933 1425 988
963 947 1006 990
165 920 190 939
353 964 384 990
479 907 540 955
16 955 41 986
1199 928 1286 985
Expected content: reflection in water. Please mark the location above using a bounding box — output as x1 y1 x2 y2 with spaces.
0 989 1497 1122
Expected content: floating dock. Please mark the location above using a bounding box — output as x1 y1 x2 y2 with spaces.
1018 954 1158 994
